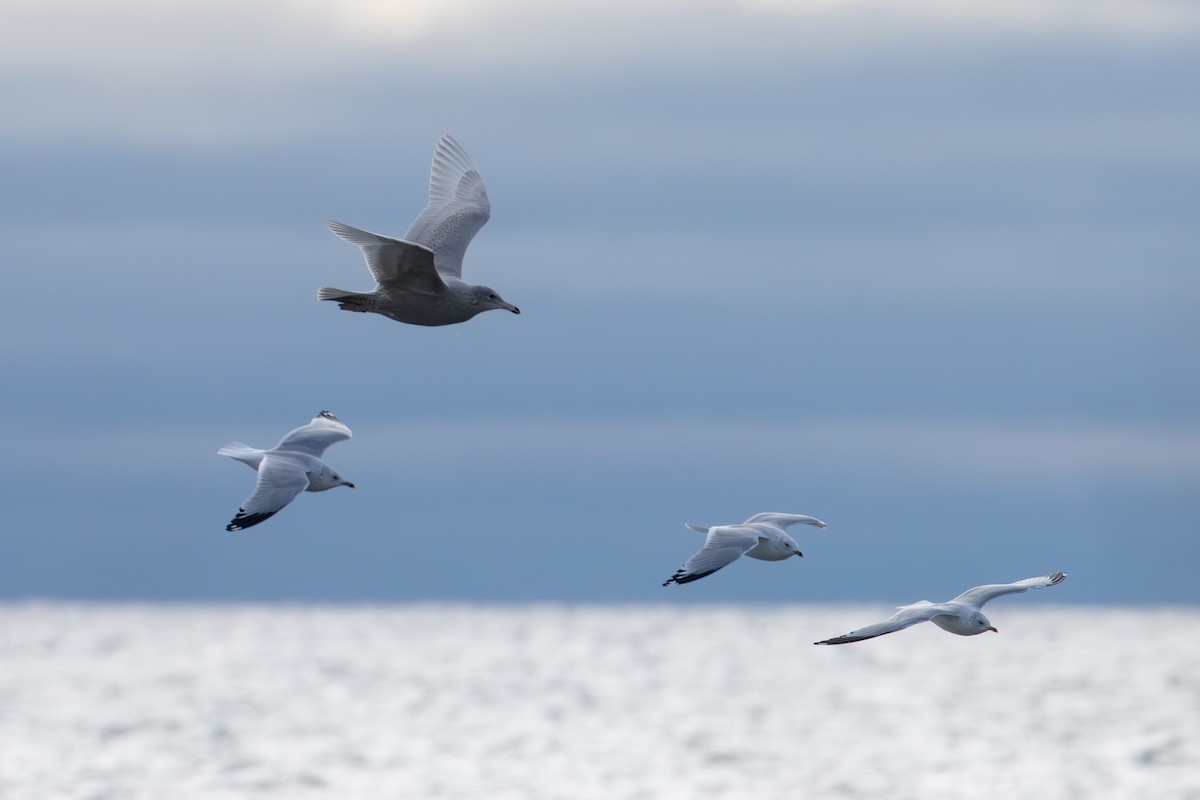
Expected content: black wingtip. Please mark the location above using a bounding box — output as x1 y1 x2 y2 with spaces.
225 508 277 532
662 568 717 587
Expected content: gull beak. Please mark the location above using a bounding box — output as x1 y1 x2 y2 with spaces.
987 626 998 633
345 482 356 489
792 549 804 558
505 302 521 314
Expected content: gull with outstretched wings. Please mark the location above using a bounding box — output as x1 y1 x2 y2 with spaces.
218 411 355 531
319 135 520 326
663 512 828 586
814 572 1067 645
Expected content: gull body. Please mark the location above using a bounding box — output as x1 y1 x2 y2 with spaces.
218 411 355 532
814 572 1068 645
319 135 519 326
663 512 828 586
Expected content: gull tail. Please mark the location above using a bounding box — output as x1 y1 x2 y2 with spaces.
218 442 264 470
317 287 374 312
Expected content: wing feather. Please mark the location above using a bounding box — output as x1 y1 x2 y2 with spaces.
226 455 309 531
404 134 491 280
950 572 1068 609
663 527 759 586
814 602 945 645
274 411 352 457
327 220 445 295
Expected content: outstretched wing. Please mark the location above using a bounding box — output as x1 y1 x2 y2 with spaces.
742 512 827 529
274 411 352 457
950 572 1067 609
663 527 759 586
226 455 309 531
404 134 491 280
327 220 445 295
814 602 946 645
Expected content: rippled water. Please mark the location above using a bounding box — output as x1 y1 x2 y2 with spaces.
1 604 1197 799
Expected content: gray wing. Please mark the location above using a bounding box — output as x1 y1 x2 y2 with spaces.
742 512 827 529
814 602 946 645
663 527 759 586
403 134 491 280
327 220 445 295
950 572 1067 609
273 411 352 457
226 454 309 531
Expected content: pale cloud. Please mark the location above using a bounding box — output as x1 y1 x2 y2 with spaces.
4 0 1197 147
741 0 1200 38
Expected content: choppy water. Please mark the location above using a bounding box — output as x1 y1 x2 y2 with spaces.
1 604 1197 800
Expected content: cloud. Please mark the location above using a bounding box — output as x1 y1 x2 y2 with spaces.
4 0 1198 147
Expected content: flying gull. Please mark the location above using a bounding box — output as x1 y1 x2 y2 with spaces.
662 512 828 586
814 572 1068 644
319 134 520 326
218 411 355 531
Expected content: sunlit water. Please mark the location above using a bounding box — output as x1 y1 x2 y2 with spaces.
1 604 1196 800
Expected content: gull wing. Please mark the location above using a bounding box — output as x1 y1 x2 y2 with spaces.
327 220 445 295
404 134 491 280
950 572 1067 609
742 512 827 529
226 454 309 531
814 601 947 645
273 411 352 458
663 527 759 586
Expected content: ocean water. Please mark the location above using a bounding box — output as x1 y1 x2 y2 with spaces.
0 604 1196 800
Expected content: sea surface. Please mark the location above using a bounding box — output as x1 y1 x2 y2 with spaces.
1 603 1197 800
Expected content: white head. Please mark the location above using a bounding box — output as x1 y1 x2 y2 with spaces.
777 531 804 558
969 610 998 635
473 285 520 315
311 464 355 491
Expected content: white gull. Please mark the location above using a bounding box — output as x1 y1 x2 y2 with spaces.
814 572 1068 644
663 512 828 586
219 411 355 531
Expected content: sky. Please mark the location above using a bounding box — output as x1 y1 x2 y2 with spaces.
1 0 1197 604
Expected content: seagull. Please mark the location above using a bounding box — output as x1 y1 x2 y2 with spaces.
218 411 355 531
662 512 828 586
813 572 1068 645
319 134 520 326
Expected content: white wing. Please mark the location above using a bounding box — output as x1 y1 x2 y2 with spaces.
663 527 759 586
273 411 352 457
327 220 445 295
742 512 827 529
950 572 1067 609
226 454 309 531
814 601 948 645
404 134 491 280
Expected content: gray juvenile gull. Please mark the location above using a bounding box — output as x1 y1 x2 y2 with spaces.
662 512 828 586
218 411 355 531
319 134 520 326
814 571 1068 645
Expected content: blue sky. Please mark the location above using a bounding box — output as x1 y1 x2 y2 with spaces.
2 0 1197 604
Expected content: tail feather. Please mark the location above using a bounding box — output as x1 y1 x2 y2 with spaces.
317 287 373 312
218 442 264 470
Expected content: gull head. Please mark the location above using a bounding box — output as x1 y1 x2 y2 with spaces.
473 285 520 315
311 466 356 491
970 611 997 634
